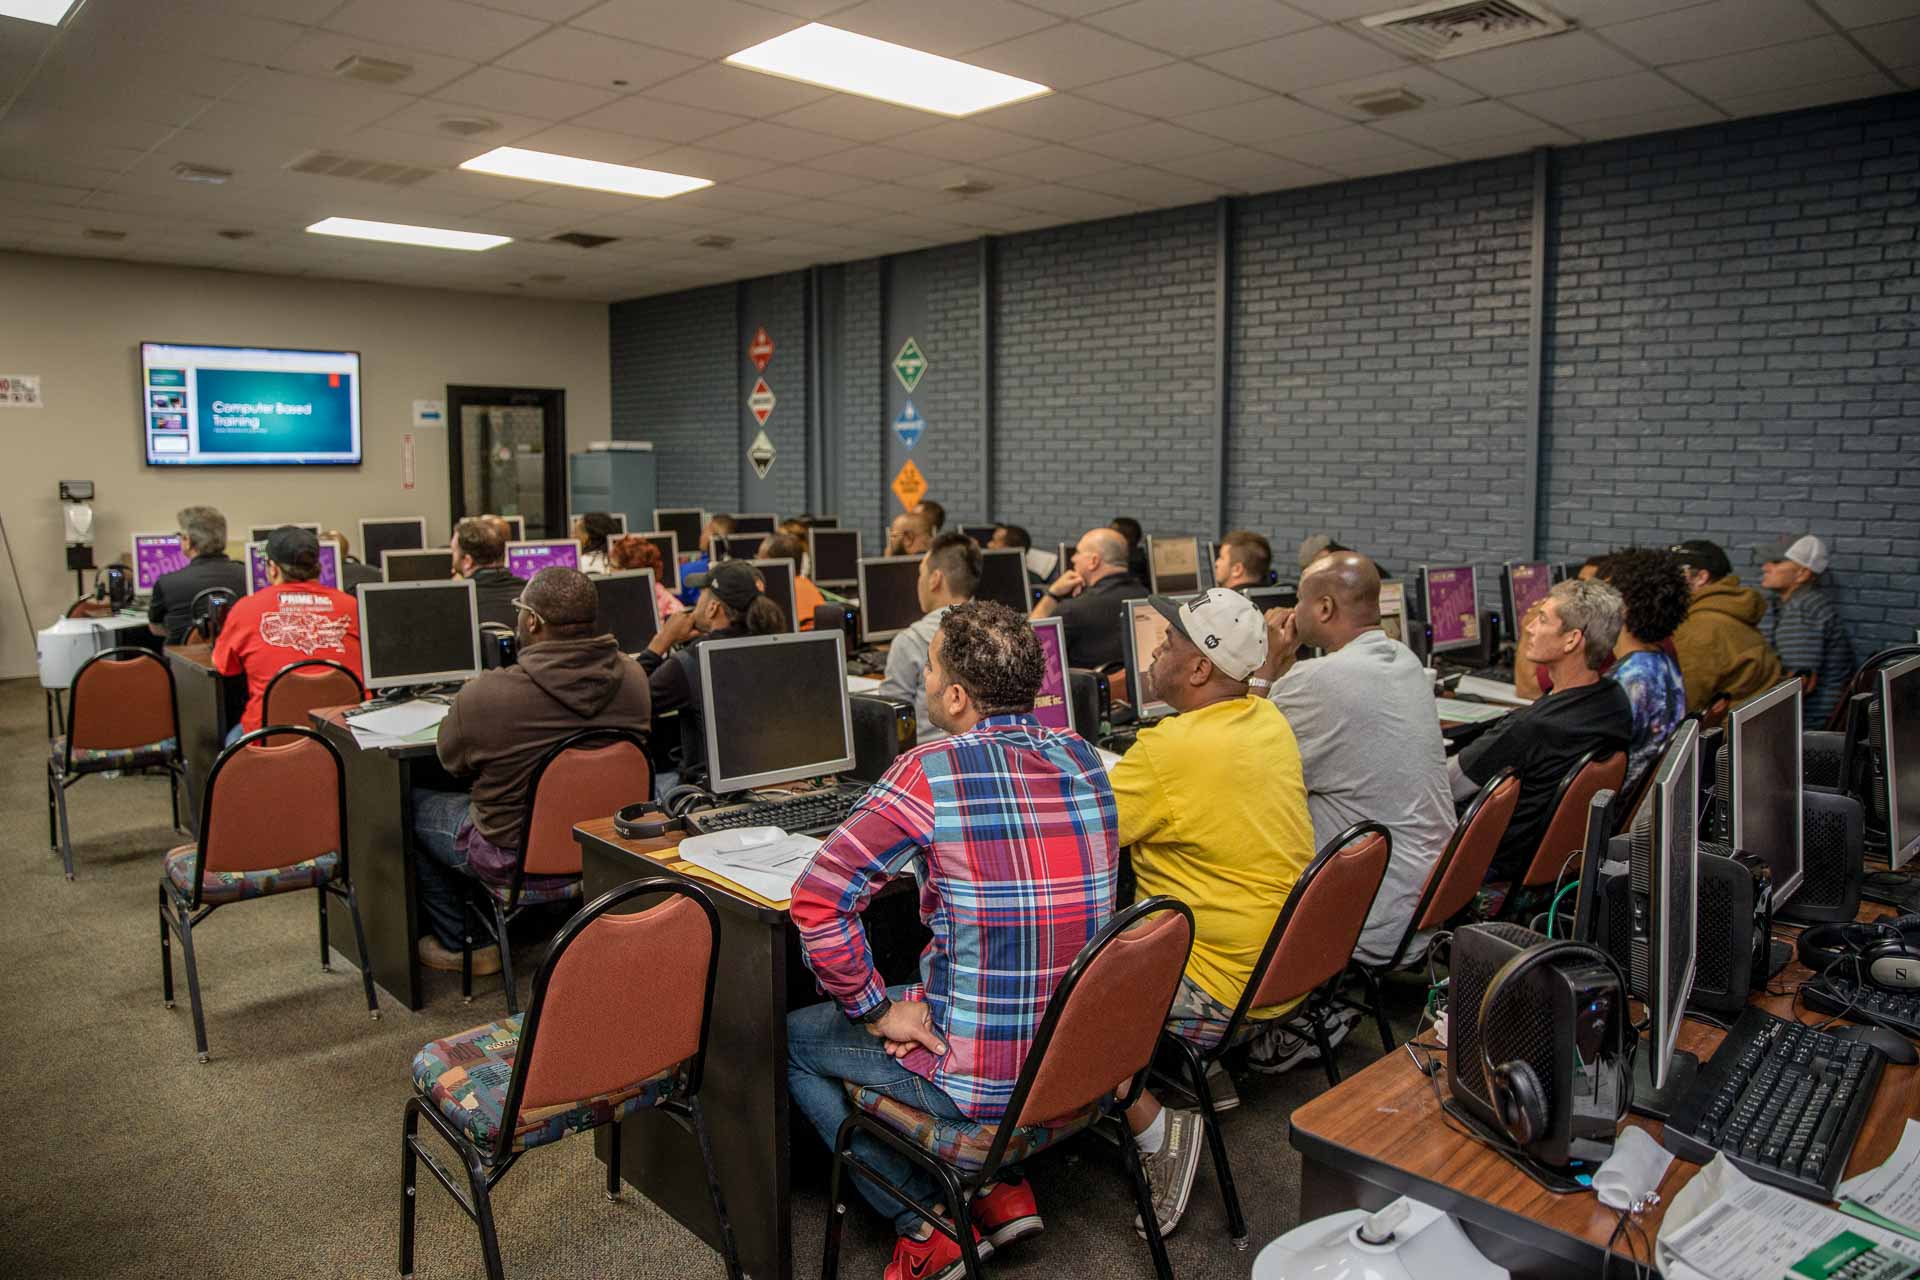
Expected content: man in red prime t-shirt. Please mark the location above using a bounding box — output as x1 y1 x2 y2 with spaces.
213 525 362 743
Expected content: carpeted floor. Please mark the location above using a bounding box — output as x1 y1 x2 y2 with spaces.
1 674 1419 1279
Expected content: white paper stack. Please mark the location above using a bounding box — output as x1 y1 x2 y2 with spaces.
343 700 449 749
678 827 822 902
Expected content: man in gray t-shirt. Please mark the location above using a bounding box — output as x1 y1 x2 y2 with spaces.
1251 552 1454 967
877 532 980 740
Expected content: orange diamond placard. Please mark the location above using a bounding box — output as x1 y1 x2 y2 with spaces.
891 459 927 511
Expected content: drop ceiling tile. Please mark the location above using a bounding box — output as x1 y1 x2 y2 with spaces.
323 0 550 63
1198 24 1409 93
731 165 874 197
646 64 832 116
495 27 701 91
1285 0 1398 16
1814 0 1920 28
1292 65 1486 120
66 3 308 65
1666 36 1878 102
571 0 806 58
1020 0 1143 14
1152 145 1334 190
642 144 781 181
509 124 674 164
514 184 660 212
894 121 1037 161
1435 126 1581 161
348 125 515 168
1262 124 1447 174
480 0 602 18
825 0 1060 57
776 196 884 225
838 182 970 213
1569 101 1725 140
971 93 1150 141
1084 0 1317 58
220 68 418 129
1507 70 1702 125
807 144 953 179
374 98 557 145
1436 31 1646 98
699 122 854 162
1550 0 1728 21
984 143 1129 179
0 106 176 156
768 96 933 142
434 67 624 121
221 0 350 21
12 77 225 130
894 162 1044 195
1713 70 1898 117
1852 16 1920 68
967 22 1171 89
750 0 873 15
1070 164 1226 203
1177 94 1348 145
271 31 478 97
1372 100 1550 147
1601 0 1832 66
569 96 752 143
1078 120 1239 163
1078 61 1271 115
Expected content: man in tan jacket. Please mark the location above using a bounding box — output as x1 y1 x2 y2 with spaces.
1669 539 1784 714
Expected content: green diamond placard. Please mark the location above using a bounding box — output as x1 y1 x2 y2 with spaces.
893 337 927 394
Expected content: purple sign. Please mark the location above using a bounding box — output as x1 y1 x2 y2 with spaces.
133 534 190 592
506 540 580 580
1031 618 1071 732
1509 562 1551 622
1425 566 1481 649
246 541 342 592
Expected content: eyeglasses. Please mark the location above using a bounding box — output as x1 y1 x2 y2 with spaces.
510 596 546 627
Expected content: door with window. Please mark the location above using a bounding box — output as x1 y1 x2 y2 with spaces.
446 386 567 538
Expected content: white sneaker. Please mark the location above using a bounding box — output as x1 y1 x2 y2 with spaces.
1204 1059 1240 1112
1247 1008 1359 1075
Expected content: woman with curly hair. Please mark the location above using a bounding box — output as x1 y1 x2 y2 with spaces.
607 534 686 620
1600 547 1692 786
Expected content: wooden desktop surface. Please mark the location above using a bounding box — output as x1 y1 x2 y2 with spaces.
165 642 218 670
1290 903 1917 1260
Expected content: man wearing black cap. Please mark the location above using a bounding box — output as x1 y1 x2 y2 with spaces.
1669 538 1783 713
212 525 361 744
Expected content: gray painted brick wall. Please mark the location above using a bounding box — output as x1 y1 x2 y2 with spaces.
610 284 737 516
908 243 985 528
837 259 884 549
739 272 810 521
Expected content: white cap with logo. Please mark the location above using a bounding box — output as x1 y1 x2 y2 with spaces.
1149 588 1269 682
1759 534 1829 576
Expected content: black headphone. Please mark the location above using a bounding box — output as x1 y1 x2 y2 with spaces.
613 802 681 841
1798 915 1920 991
1477 940 1633 1148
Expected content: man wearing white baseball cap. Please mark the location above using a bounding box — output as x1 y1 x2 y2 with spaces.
1758 534 1857 730
1107 588 1315 1240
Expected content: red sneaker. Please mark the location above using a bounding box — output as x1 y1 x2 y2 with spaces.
970 1179 1044 1250
883 1227 991 1280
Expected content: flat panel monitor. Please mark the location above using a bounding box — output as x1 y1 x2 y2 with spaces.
712 533 758 563
1030 617 1070 733
1026 546 1060 583
244 539 343 592
384 548 455 583
131 532 189 593
856 556 923 644
1723 679 1805 904
699 631 856 792
809 528 862 587
1631 719 1700 1094
247 521 322 543
1123 595 1195 721
1502 561 1553 640
1146 535 1201 596
140 341 362 467
750 558 800 633
1241 585 1297 615
811 515 839 528
1421 564 1482 654
594 569 660 654
960 524 997 545
976 549 1031 612
1882 655 1920 870
505 539 580 580
1198 541 1217 591
1056 541 1075 580
653 508 705 555
359 517 427 570
1379 581 1408 646
356 580 481 691
729 513 778 537
500 515 526 541
571 510 628 534
638 531 680 590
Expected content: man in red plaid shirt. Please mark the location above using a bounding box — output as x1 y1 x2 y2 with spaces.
789 601 1119 1280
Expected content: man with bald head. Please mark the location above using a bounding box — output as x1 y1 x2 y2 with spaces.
1242 551 1454 1073
886 508 937 557
1031 525 1148 669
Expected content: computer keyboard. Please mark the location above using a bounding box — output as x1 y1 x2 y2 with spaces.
1664 1006 1887 1200
1467 665 1516 684
1801 975 1920 1042
685 785 867 837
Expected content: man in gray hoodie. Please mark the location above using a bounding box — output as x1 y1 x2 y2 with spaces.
409 566 652 973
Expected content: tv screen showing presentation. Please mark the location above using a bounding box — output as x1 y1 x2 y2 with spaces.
141 342 362 467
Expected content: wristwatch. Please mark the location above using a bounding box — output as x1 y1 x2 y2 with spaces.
855 996 893 1025
1249 677 1273 692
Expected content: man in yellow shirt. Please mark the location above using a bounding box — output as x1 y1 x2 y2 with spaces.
1108 589 1315 1240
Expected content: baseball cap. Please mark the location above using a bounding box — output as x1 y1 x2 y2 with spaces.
265 525 319 573
685 559 760 613
1669 539 1732 581
1148 588 1268 682
1757 534 1829 575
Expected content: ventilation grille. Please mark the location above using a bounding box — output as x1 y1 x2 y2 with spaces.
550 231 618 249
1361 0 1570 60
287 151 437 188
334 54 414 85
83 228 127 241
693 234 734 249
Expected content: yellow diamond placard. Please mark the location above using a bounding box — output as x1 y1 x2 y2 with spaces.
891 459 928 511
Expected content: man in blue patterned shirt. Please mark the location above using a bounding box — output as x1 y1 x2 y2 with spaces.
1759 535 1857 730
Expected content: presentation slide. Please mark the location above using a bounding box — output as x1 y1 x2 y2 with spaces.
141 342 362 467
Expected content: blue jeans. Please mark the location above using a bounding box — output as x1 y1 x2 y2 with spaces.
410 787 473 950
788 988 970 1237
224 721 246 748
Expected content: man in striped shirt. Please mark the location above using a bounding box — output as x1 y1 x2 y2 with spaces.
789 601 1119 1280
1759 535 1858 730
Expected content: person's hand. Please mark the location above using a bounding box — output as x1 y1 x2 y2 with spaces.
655 610 699 650
1048 570 1085 599
866 998 947 1060
1254 607 1299 683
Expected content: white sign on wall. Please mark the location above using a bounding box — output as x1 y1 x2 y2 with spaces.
0 374 43 407
412 399 445 428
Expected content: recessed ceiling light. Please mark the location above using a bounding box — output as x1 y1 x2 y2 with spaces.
725 24 1049 117
0 0 84 26
306 217 509 252
460 146 711 199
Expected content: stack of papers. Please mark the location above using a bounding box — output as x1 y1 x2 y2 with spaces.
1658 1155 1920 1279
342 700 449 749
1454 675 1534 707
1841 1120 1920 1242
846 674 883 694
678 827 821 902
1434 697 1510 725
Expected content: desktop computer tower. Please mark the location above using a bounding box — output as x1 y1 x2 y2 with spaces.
1689 845 1775 1016
1447 923 1547 1137
1779 788 1865 926
1067 668 1108 740
848 694 915 783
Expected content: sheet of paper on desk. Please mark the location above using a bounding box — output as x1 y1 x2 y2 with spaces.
347 701 449 738
1435 698 1510 724
846 675 882 694
1453 675 1533 707
1096 747 1123 773
1657 1154 1920 1280
679 829 823 902
1842 1120 1920 1241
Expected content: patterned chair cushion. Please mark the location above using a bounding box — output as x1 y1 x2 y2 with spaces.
411 1015 682 1159
480 875 582 909
164 844 340 905
53 735 176 774
845 1085 1101 1174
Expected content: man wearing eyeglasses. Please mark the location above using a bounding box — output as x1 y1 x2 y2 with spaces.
407 566 652 976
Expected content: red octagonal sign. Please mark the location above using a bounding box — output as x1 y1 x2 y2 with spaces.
749 326 775 371
749 377 776 426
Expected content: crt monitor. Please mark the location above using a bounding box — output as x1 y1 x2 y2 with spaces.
1030 617 1070 732
1882 655 1920 870
976 549 1031 612
809 528 862 586
1631 718 1701 1099
699 631 856 792
1420 564 1482 654
1721 679 1804 904
1123 595 1195 721
245 540 343 592
637 532 680 590
131 532 189 593
594 569 660 654
247 521 322 543
384 548 454 583
1240 585 1297 614
811 515 839 528
729 513 778 536
750 558 800 633
653 508 704 554
1502 561 1552 641
856 557 923 644
711 533 760 563
359 517 427 570
356 580 481 691
505 539 580 579
1146 535 1201 596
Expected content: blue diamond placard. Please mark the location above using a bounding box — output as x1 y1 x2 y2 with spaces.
893 398 924 449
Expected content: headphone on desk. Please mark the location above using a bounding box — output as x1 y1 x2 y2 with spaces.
1797 915 1920 990
1477 940 1634 1148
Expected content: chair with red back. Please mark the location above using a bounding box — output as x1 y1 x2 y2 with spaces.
821 897 1195 1280
463 727 652 1015
157 725 378 1061
1497 749 1627 921
262 658 365 733
403 878 739 1280
48 646 185 880
1154 822 1391 1247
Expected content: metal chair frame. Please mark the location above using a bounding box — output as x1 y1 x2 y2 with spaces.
1496 748 1625 921
47 646 186 880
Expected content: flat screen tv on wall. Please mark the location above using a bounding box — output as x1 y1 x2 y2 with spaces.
141 341 363 467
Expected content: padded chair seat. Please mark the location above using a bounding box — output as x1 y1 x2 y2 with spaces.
53 735 176 773
412 1016 682 1158
164 843 340 905
480 875 582 909
845 1084 1100 1174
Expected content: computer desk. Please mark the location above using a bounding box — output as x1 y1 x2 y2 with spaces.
1288 902 1919 1278
165 643 246 836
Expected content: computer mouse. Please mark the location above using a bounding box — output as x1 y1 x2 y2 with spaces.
1831 1024 1920 1066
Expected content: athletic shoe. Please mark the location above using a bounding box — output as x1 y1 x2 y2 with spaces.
1133 1107 1205 1240
970 1179 1043 1249
1204 1059 1241 1112
417 935 500 976
1246 1008 1358 1075
883 1226 991 1280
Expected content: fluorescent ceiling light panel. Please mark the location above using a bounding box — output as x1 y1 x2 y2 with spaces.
726 24 1049 117
0 0 83 24
459 147 712 198
305 217 509 252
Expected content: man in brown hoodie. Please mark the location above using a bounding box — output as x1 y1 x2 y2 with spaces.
1669 539 1784 714
409 566 652 973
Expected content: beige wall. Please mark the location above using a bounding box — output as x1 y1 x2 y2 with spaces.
0 251 610 678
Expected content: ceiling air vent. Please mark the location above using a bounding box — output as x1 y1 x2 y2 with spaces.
334 54 414 85
287 150 438 187
694 234 735 249
1348 88 1425 116
438 116 500 138
171 162 233 185
84 228 127 241
550 231 619 248
216 228 256 241
940 174 994 196
1360 0 1570 60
